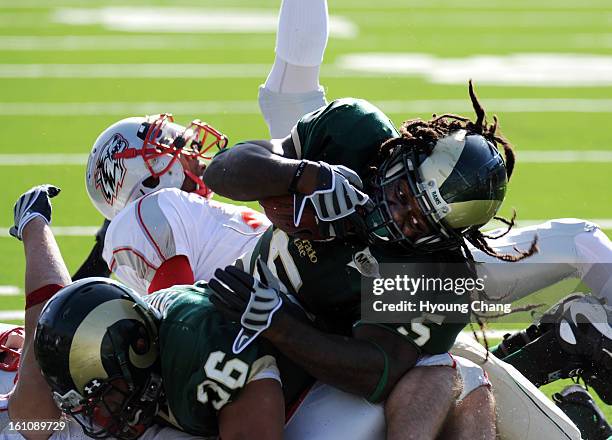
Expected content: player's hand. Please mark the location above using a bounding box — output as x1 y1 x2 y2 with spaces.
9 184 61 240
209 258 284 354
294 162 370 227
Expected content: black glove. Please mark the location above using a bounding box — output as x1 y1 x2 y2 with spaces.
294 162 370 228
209 258 284 354
9 184 60 240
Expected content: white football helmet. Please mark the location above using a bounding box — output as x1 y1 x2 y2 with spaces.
86 113 228 219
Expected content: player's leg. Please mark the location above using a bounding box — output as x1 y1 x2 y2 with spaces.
384 354 492 440
437 356 495 440
437 386 496 440
470 219 612 303
259 0 329 138
451 333 582 440
385 366 460 440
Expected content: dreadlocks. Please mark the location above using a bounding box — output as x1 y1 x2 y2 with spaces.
373 80 537 263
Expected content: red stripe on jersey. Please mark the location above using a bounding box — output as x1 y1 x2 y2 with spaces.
110 247 158 272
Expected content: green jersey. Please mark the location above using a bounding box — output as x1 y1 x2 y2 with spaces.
246 229 469 354
252 98 468 353
292 98 399 175
146 284 309 437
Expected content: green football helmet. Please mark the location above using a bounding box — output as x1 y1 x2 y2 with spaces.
34 277 162 440
365 129 508 252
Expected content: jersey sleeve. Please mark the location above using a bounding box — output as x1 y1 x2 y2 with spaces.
292 98 400 175
102 189 193 295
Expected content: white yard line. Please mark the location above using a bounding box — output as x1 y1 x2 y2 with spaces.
0 154 89 165
1 151 611 167
0 286 19 296
0 36 272 51
4 99 612 117
0 226 99 237
0 311 24 321
0 64 273 78
338 53 612 87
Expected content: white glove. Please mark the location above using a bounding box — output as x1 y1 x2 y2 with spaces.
294 162 369 227
209 258 284 354
9 184 60 240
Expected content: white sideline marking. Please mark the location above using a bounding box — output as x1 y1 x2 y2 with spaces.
5 99 612 116
0 286 19 296
53 7 358 38
0 220 611 237
339 53 612 87
0 311 24 321
1 151 611 167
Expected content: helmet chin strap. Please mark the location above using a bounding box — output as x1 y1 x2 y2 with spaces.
183 169 213 199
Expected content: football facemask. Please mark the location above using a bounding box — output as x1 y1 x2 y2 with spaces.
113 113 228 198
364 130 507 253
0 326 23 372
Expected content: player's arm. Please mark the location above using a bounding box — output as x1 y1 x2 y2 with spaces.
270 313 417 402
203 140 321 201
209 261 419 402
217 378 284 440
8 185 70 439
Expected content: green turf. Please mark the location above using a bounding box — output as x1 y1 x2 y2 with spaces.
0 0 610 425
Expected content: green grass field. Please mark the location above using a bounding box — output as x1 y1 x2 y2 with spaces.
0 0 611 427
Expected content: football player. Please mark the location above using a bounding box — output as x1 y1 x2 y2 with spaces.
80 0 332 295
5 184 493 440
2 186 218 440
85 113 270 294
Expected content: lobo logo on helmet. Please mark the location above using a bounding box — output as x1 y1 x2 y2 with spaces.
94 134 129 206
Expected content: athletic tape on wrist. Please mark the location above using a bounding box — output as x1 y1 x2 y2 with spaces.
25 284 63 310
367 340 390 403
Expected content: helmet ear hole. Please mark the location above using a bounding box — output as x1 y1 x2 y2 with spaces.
142 176 160 189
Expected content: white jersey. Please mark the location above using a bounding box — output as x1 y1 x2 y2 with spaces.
103 188 270 294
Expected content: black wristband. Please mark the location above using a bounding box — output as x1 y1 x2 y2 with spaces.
288 160 309 194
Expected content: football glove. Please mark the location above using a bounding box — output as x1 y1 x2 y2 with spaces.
209 258 284 354
9 184 60 240
294 161 370 228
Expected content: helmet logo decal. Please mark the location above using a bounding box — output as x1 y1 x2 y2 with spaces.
94 133 129 206
70 299 158 393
